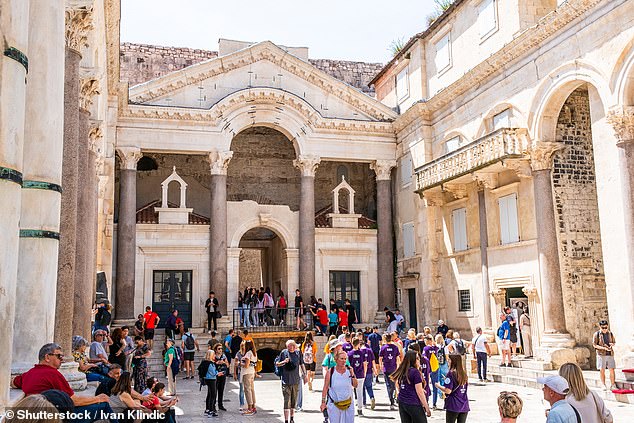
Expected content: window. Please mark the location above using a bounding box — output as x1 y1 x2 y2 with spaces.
435 32 451 73
396 67 409 102
452 208 468 252
458 289 472 312
493 109 511 130
445 136 461 153
498 193 519 244
402 222 415 258
400 155 413 187
478 0 497 39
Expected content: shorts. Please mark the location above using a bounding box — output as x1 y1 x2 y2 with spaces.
305 362 316 372
500 339 510 351
373 352 379 365
144 329 155 340
597 355 616 369
295 308 304 317
184 351 195 361
282 383 299 409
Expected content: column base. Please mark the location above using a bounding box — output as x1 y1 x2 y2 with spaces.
112 319 137 328
535 332 576 369
59 361 87 391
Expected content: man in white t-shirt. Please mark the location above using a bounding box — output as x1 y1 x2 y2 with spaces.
471 327 491 382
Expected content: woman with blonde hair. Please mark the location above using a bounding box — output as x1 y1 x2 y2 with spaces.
497 391 523 422
559 362 613 423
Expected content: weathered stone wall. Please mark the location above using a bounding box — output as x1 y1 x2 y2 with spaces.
553 86 608 352
315 162 376 219
239 249 262 292
308 59 383 95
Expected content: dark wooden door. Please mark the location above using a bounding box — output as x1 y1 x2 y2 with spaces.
152 270 192 329
329 271 361 319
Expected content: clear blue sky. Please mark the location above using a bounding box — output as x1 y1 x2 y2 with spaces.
120 0 437 63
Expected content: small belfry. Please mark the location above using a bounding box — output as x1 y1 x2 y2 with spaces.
328 175 361 228
154 166 193 224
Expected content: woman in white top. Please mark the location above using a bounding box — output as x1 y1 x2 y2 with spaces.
321 350 358 423
241 339 258 416
559 362 613 423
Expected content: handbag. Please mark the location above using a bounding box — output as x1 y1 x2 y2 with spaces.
333 397 352 410
215 310 222 318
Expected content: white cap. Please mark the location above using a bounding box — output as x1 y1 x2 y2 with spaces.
438 320 444 325
537 375 569 395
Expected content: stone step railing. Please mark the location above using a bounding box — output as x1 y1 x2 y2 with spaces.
415 128 530 192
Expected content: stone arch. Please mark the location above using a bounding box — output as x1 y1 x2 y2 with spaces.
610 37 634 106
475 102 527 138
529 62 613 143
229 217 296 250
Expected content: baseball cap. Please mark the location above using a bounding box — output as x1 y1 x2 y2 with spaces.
328 339 342 351
438 320 444 325
41 389 75 414
537 375 569 395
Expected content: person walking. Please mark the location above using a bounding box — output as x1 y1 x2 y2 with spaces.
537 375 578 423
592 320 617 390
470 327 491 382
205 291 220 332
295 289 307 331
423 336 440 410
213 343 229 411
241 339 258 415
347 338 367 416
181 328 200 379
435 334 449 393
368 326 381 384
497 391 523 423
435 354 469 423
497 313 512 367
559 362 613 423
391 350 432 423
275 339 308 423
234 341 247 412
360 335 376 410
301 332 317 391
519 310 532 358
321 350 358 423
132 336 151 393
198 349 218 417
379 333 400 410
345 299 358 332
277 290 288 326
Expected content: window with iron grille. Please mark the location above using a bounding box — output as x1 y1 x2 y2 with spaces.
458 289 472 312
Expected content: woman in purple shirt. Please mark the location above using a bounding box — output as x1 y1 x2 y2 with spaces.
379 334 400 410
435 354 469 423
391 350 432 423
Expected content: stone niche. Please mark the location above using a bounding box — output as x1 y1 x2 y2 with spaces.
154 167 193 224
327 176 361 228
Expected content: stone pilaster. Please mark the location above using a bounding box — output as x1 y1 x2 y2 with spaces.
371 160 396 308
209 151 232 314
294 155 320 300
115 147 142 322
530 142 576 366
477 189 492 328
12 0 65 376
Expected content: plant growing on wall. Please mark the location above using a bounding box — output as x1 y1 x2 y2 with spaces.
389 37 407 57
426 0 456 27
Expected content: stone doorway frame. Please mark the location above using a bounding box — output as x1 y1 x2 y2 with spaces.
491 277 541 348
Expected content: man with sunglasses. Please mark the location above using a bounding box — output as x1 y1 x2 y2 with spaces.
592 319 617 390
13 343 118 422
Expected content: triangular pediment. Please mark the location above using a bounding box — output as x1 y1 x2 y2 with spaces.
128 41 397 122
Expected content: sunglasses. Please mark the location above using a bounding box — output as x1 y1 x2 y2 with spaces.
48 353 64 360
600 326 608 329
500 391 518 395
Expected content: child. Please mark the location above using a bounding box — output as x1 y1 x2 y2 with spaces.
328 308 338 336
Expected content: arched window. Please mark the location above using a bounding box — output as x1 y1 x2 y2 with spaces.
137 156 158 171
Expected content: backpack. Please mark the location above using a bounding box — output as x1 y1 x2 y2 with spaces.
303 343 314 364
165 347 181 376
429 352 439 372
184 333 195 350
256 298 265 313
279 296 287 308
274 350 288 378
436 346 446 365
454 340 466 355
265 293 274 307
497 324 505 339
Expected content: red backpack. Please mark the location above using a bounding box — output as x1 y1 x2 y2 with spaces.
279 296 287 308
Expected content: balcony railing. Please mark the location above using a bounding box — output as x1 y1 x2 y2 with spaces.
415 128 530 192
232 306 315 333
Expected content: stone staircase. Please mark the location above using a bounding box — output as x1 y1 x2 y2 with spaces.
468 354 634 404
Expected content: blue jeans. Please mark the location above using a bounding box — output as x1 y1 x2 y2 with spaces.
315 321 328 334
86 372 109 383
72 402 118 423
243 305 251 327
431 370 440 407
239 380 245 407
362 372 374 404
384 371 395 406
296 378 303 409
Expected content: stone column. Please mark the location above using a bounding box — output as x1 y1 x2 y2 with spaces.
477 189 492 328
0 0 30 410
12 0 65 375
115 147 142 322
294 155 320 300
371 160 396 309
208 151 232 314
531 142 576 364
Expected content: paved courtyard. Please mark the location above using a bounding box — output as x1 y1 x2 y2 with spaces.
167 373 634 422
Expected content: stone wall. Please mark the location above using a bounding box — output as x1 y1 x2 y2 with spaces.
308 59 383 95
239 249 262 292
315 161 376 219
553 86 608 353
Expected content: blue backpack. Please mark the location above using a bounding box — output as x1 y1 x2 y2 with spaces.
274 350 289 378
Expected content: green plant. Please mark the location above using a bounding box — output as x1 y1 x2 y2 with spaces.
426 0 456 26
389 37 407 57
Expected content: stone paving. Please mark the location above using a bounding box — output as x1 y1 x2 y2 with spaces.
166 373 634 422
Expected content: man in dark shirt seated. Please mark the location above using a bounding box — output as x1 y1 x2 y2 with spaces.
95 364 151 403
13 343 117 422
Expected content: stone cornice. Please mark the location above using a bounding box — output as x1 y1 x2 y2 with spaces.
293 154 321 177
371 160 397 181
116 147 142 170
208 150 233 176
529 142 566 171
65 3 94 53
127 41 397 122
606 106 634 147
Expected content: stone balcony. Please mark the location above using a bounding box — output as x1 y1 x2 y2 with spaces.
415 128 530 193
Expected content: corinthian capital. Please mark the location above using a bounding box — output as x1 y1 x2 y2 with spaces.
116 147 142 170
80 78 100 111
293 154 321 177
88 121 103 154
370 159 397 181
606 106 634 147
529 142 566 171
208 150 233 175
65 2 94 52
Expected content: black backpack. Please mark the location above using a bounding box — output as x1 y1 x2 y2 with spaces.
184 333 195 350
454 340 466 355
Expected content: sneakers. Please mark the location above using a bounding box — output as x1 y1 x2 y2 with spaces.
357 409 363 416
371 398 375 410
242 408 256 415
390 404 397 411
207 411 218 418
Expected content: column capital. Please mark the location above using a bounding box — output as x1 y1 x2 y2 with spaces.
65 3 94 53
371 159 397 181
116 147 142 170
471 172 498 190
606 105 634 147
522 286 539 300
490 288 507 305
208 150 233 175
80 77 100 111
293 154 321 177
529 142 566 171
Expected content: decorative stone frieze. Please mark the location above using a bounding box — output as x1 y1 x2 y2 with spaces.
444 183 467 199
65 3 94 53
472 172 498 190
116 147 142 170
293 155 321 177
529 142 566 171
606 106 634 147
208 150 233 175
370 160 397 181
80 78 100 111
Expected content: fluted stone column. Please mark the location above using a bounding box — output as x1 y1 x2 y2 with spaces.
531 142 576 365
209 151 233 314
12 0 65 375
294 155 320 300
371 160 396 309
0 0 30 410
115 147 142 322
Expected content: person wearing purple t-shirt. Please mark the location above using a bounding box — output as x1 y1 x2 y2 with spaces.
390 350 431 422
435 354 469 423
347 339 367 416
360 340 376 409
342 333 354 354
423 337 441 409
379 334 400 410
